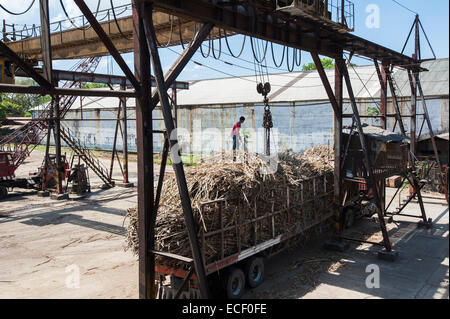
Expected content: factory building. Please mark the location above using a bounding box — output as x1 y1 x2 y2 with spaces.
33 58 449 157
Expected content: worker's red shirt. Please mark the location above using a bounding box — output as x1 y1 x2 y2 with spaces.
231 121 241 136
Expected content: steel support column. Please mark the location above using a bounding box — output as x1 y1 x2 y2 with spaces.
374 60 387 130
337 59 392 252
385 69 407 137
374 60 388 216
109 100 122 180
311 52 343 238
132 0 155 299
142 4 211 299
409 65 418 160
121 84 129 184
53 95 64 194
40 0 63 195
334 55 344 237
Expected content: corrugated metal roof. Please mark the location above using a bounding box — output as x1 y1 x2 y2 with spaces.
419 132 450 142
374 58 450 99
344 124 409 143
36 58 448 110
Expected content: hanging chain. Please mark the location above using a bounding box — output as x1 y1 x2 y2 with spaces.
257 82 272 156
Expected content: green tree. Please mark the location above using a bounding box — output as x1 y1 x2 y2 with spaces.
302 58 335 71
82 82 108 89
367 106 380 116
0 103 7 122
0 78 50 117
0 78 51 118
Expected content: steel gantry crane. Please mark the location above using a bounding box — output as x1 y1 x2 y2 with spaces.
0 0 444 299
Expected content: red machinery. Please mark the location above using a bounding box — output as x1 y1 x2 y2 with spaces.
0 151 28 198
29 154 71 190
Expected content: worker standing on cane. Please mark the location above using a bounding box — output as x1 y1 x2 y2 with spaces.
231 116 245 162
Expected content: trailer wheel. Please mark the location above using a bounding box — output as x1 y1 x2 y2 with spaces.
0 186 7 199
244 257 265 288
225 267 245 299
345 208 355 229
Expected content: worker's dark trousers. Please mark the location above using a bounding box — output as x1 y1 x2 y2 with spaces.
232 135 238 162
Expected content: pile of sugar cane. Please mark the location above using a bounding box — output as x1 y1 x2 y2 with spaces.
125 146 334 269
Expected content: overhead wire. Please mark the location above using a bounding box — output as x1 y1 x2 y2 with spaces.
59 0 90 31
110 0 132 40
0 0 36 15
391 0 419 15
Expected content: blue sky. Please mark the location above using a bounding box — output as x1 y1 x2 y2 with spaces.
1 0 448 82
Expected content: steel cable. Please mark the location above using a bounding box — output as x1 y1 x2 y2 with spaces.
0 0 36 15
223 29 246 58
110 0 132 40
250 36 268 64
211 29 222 60
295 49 302 67
286 47 295 72
271 42 286 68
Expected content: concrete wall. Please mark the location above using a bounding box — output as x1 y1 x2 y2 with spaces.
34 96 449 156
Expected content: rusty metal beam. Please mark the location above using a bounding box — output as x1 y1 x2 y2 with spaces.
151 22 213 108
334 54 344 237
385 68 407 137
39 0 53 84
133 0 155 299
5 14 224 60
15 68 189 89
415 76 442 170
121 84 129 184
74 0 140 90
0 84 137 97
147 0 416 67
143 3 211 299
0 41 50 87
311 52 339 115
374 60 387 130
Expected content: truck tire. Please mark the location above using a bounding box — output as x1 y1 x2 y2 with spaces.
0 186 7 199
244 257 265 288
345 208 355 229
225 267 246 299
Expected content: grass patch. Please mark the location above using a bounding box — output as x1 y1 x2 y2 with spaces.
153 153 200 167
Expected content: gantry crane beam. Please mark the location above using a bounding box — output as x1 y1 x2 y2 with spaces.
147 0 417 68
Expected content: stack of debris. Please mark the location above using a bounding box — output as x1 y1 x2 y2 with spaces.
125 146 334 268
